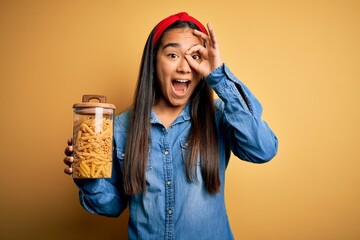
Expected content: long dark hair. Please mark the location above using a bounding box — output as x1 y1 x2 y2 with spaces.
124 21 220 195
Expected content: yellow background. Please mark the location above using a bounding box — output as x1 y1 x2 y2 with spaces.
1 0 359 239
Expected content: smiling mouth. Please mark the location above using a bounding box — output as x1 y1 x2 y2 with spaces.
172 79 190 93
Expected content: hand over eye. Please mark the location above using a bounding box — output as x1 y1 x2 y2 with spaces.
185 22 223 78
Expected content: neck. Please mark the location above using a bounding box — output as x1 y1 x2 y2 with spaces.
152 101 187 128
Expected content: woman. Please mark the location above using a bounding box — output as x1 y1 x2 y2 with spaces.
64 12 278 240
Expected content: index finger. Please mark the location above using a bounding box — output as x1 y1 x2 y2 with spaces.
193 29 210 46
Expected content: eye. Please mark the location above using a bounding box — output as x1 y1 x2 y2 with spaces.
192 54 201 60
168 53 178 59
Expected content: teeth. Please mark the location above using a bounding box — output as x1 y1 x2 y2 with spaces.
175 79 189 83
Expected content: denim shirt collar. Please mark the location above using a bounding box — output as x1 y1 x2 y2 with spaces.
150 102 191 126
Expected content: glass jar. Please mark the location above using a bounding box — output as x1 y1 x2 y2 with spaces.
72 95 115 178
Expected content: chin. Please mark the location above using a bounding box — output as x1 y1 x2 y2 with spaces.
169 99 189 108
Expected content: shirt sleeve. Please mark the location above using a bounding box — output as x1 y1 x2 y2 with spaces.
74 158 127 217
205 64 278 163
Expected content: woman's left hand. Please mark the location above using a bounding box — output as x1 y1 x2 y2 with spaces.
185 22 223 78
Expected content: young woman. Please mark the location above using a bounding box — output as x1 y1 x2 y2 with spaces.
64 12 278 240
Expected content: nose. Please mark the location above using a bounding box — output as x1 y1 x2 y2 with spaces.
177 57 191 73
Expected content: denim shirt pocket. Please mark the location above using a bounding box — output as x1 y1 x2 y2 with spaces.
116 148 152 171
180 138 200 166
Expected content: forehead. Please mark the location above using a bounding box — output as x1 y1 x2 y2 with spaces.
160 27 203 47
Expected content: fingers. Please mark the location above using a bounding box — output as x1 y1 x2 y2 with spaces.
193 23 219 50
64 166 73 175
193 28 209 42
64 145 73 156
206 22 219 49
64 138 73 156
188 22 222 76
185 44 206 66
64 137 74 175
63 156 73 175
186 44 206 57
64 155 74 166
184 54 200 73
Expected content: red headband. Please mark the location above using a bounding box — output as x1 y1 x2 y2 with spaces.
153 12 208 47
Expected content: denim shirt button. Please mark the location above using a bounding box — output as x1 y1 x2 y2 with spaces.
168 210 173 215
166 180 171 186
164 150 169 155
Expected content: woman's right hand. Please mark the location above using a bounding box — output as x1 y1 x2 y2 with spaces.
63 138 74 175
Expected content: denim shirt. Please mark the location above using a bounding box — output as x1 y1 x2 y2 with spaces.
75 64 278 240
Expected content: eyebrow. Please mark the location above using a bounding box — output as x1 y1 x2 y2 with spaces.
161 42 200 50
161 43 180 50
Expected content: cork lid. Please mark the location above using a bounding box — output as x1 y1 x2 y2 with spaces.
73 95 116 110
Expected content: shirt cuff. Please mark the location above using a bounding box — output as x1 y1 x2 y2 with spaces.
205 64 226 87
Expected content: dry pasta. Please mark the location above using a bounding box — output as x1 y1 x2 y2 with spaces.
72 117 113 178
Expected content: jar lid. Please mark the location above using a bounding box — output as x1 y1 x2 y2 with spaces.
73 95 116 109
